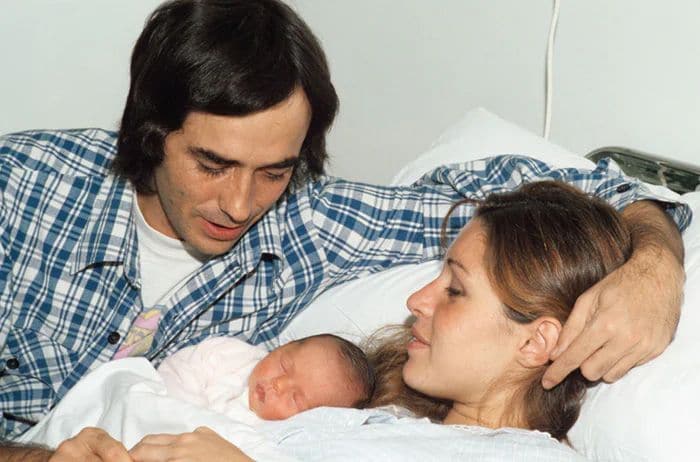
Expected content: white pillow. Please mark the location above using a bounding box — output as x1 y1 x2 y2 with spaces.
391 106 593 185
569 191 700 462
278 107 699 462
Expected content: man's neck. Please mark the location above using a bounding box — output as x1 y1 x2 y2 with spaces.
136 191 179 240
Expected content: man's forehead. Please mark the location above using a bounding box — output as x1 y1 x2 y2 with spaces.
176 109 307 167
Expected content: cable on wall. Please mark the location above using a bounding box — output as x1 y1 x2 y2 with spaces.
543 0 561 140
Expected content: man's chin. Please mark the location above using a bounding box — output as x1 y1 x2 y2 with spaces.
185 236 240 259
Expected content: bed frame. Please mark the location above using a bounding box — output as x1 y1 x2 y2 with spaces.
586 147 700 194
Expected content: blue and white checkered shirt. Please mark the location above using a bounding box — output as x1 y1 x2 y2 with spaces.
0 128 691 439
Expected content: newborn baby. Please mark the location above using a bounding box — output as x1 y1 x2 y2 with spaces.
157 334 374 423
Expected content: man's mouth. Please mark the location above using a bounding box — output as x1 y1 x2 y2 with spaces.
201 218 246 241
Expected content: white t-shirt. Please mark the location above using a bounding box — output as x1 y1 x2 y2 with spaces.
133 196 208 308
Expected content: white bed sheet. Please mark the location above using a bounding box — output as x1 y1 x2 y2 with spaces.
19 358 585 462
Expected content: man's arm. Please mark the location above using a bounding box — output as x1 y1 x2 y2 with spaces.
0 443 52 462
543 200 685 388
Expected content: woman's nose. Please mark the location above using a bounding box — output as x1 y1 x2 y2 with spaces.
406 278 438 318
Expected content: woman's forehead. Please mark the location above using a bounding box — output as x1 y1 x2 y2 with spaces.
447 220 489 269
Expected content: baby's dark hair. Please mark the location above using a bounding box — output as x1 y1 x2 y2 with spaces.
300 334 375 408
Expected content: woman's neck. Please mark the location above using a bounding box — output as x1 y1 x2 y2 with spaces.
443 397 526 429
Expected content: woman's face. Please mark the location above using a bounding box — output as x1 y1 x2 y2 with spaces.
403 219 519 403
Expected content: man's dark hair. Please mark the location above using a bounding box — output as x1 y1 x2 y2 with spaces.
112 0 339 193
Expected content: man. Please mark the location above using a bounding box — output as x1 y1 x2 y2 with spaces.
0 0 689 460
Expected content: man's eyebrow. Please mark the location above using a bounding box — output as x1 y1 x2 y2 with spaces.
188 146 300 169
446 257 470 276
264 157 300 169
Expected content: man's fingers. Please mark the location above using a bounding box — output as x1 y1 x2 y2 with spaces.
542 326 607 389
129 434 179 461
134 433 178 446
129 443 169 462
600 350 641 383
551 292 595 360
577 339 637 382
601 341 666 383
194 426 215 434
92 434 133 462
51 427 131 462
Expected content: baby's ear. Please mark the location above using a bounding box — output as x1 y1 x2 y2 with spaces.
517 317 561 368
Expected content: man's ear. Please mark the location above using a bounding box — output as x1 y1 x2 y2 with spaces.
517 317 562 368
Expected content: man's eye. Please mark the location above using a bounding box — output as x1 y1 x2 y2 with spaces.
264 170 289 182
197 162 225 177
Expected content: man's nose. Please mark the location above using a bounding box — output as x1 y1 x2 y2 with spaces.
220 170 254 224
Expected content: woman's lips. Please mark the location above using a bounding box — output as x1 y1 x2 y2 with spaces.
408 327 430 350
201 218 245 241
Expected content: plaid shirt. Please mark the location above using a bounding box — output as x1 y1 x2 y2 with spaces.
0 128 691 439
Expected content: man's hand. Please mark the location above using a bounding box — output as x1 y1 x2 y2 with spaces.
542 200 685 389
129 426 253 462
49 427 132 462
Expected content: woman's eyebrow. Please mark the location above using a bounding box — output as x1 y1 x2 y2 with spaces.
446 257 470 276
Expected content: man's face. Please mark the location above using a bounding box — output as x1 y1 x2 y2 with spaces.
137 87 312 257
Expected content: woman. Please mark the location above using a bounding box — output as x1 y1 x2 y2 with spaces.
129 181 631 460
368 180 631 440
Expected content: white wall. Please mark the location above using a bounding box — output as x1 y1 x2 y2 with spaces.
2 1 699 184
0 0 162 132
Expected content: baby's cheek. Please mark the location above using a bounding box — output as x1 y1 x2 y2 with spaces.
255 399 288 420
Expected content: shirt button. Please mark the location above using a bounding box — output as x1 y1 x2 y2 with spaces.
107 332 121 345
616 183 631 193
6 358 20 370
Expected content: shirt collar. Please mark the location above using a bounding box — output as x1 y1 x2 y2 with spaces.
70 176 139 284
220 203 285 271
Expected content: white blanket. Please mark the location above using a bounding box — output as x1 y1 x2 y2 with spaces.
19 358 586 461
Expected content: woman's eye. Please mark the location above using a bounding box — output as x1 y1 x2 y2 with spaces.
445 286 462 297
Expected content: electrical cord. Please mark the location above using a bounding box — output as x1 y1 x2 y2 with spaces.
544 0 561 139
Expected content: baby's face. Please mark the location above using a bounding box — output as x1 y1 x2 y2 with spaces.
248 337 359 420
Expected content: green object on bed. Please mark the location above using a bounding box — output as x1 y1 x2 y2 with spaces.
586 147 700 194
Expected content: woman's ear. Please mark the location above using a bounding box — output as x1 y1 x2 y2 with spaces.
517 317 562 368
